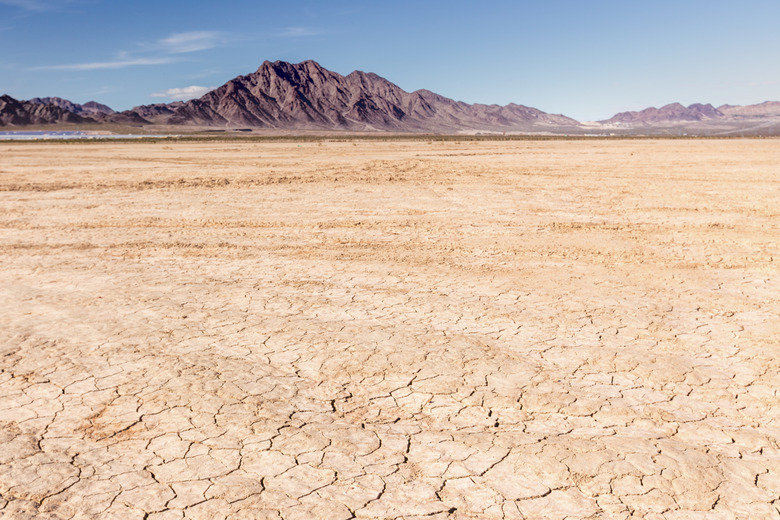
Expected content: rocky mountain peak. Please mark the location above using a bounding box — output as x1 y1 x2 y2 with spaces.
151 60 580 132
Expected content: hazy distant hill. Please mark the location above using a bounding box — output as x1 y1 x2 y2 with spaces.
718 101 780 119
27 97 115 116
600 101 780 135
603 103 724 124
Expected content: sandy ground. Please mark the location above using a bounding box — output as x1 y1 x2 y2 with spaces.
1 138 779 519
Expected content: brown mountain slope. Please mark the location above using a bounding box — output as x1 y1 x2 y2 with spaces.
0 95 95 126
128 101 186 124
23 96 148 125
153 60 579 131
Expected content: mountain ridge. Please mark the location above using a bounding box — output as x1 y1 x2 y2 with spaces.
154 59 579 132
602 103 724 124
27 97 115 116
600 100 780 126
0 95 94 126
2 60 780 134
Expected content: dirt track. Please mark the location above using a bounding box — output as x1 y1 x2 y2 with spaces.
1 138 779 519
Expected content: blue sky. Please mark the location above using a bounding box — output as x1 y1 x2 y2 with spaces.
1 0 778 120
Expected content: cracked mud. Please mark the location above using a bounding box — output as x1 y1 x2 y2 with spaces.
1 138 779 519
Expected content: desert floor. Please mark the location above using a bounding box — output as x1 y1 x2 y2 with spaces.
1 138 779 519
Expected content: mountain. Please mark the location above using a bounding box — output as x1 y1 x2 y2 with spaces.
101 110 151 125
0 95 95 126
597 100 780 135
27 97 115 116
602 103 724 124
4 60 780 134
140 60 580 132
129 101 185 124
26 97 151 125
602 101 780 125
718 101 780 119
0 95 151 126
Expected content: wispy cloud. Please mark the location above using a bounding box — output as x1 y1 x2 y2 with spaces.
33 57 175 71
188 68 224 80
0 0 75 11
151 85 215 100
279 27 319 37
748 80 778 87
158 31 222 54
31 29 223 72
0 0 49 10
91 85 112 96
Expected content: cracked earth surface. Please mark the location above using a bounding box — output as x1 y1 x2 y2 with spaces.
0 138 779 519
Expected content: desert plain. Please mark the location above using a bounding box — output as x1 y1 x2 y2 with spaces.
0 137 779 519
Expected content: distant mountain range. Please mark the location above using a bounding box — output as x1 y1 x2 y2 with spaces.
2 60 780 135
603 103 724 124
0 94 149 126
27 97 115 117
597 101 780 136
1 95 92 126
601 101 780 124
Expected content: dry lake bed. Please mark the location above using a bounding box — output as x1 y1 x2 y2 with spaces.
1 138 779 519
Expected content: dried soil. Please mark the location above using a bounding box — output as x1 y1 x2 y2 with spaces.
1 139 779 519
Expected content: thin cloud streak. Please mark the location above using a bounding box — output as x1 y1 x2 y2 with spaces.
279 27 319 37
748 80 778 87
0 0 74 11
32 57 175 71
158 31 221 54
151 85 215 100
28 30 222 74
0 0 49 10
